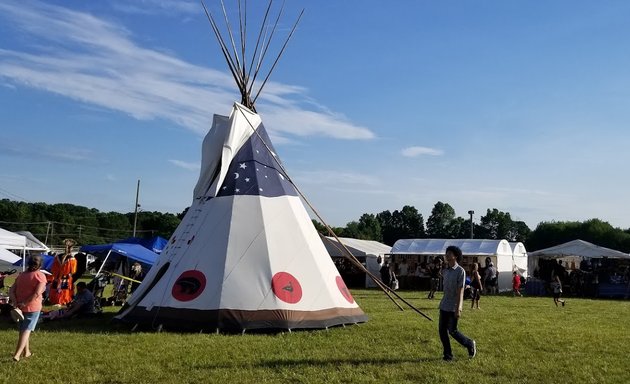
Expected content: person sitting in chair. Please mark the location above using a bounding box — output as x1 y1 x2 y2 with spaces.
62 282 98 318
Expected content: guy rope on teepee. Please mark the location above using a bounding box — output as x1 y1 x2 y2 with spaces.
115 0 428 333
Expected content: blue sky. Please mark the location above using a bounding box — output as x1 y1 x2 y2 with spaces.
1 0 630 230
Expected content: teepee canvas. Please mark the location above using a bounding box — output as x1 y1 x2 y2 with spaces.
116 2 367 332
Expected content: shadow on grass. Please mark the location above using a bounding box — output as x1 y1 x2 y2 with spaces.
0 312 132 334
194 356 441 369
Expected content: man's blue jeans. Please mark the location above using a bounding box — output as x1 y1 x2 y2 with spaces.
439 309 473 359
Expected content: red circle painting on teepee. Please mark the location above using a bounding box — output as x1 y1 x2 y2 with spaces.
336 276 354 304
172 270 207 301
271 272 303 304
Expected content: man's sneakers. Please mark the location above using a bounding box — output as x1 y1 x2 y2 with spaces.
468 340 477 359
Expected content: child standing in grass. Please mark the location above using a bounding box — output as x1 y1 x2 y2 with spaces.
552 274 565 307
470 263 482 309
512 271 522 297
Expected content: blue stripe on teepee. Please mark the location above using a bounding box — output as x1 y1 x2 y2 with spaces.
217 123 298 198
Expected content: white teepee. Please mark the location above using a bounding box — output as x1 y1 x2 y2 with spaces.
116 2 367 331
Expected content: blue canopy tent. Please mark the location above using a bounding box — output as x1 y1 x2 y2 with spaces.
12 253 55 272
115 236 168 254
80 243 159 272
79 242 160 306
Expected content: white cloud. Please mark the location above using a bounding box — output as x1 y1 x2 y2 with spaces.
0 141 93 162
110 0 198 16
401 146 444 157
106 174 117 181
169 159 201 171
263 106 375 140
0 1 375 141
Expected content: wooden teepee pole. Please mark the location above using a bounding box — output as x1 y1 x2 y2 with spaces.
321 234 404 311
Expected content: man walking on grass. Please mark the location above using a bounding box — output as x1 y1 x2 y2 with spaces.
439 245 477 361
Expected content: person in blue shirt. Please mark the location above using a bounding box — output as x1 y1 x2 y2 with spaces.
438 245 477 361
62 282 97 318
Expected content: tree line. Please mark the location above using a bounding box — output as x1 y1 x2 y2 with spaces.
2 198 630 253
313 201 630 253
313 202 530 245
0 199 182 248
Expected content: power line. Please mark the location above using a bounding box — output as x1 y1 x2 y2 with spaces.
0 220 161 234
0 187 31 202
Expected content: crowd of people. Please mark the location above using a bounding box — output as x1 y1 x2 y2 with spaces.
381 256 509 297
532 257 630 299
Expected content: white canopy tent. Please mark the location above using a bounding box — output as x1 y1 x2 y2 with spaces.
322 237 391 288
0 227 26 271
510 242 529 278
391 239 521 292
16 231 50 253
0 227 49 271
528 239 630 273
0 247 21 271
0 227 26 249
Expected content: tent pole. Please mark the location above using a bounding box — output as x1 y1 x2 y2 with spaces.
322 235 403 311
95 250 113 278
21 247 26 272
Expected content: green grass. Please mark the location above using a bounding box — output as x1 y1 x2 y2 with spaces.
1 290 629 384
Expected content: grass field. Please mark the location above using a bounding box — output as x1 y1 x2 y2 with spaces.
1 289 629 384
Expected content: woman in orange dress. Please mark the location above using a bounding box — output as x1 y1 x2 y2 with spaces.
48 239 77 305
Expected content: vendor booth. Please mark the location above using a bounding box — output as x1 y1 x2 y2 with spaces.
528 240 630 298
390 239 523 292
322 236 391 288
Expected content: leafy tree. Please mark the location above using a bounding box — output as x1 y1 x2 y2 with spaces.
526 219 630 252
311 219 327 235
476 208 529 241
130 211 180 239
507 220 531 243
376 210 396 245
356 213 382 241
377 206 424 245
342 221 361 239
426 201 456 238
448 216 472 239
178 207 190 220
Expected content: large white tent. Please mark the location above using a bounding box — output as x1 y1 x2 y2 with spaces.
322 237 391 288
391 239 519 292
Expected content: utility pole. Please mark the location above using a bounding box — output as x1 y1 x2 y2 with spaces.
133 179 141 237
44 221 51 246
468 210 474 239
50 222 55 249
